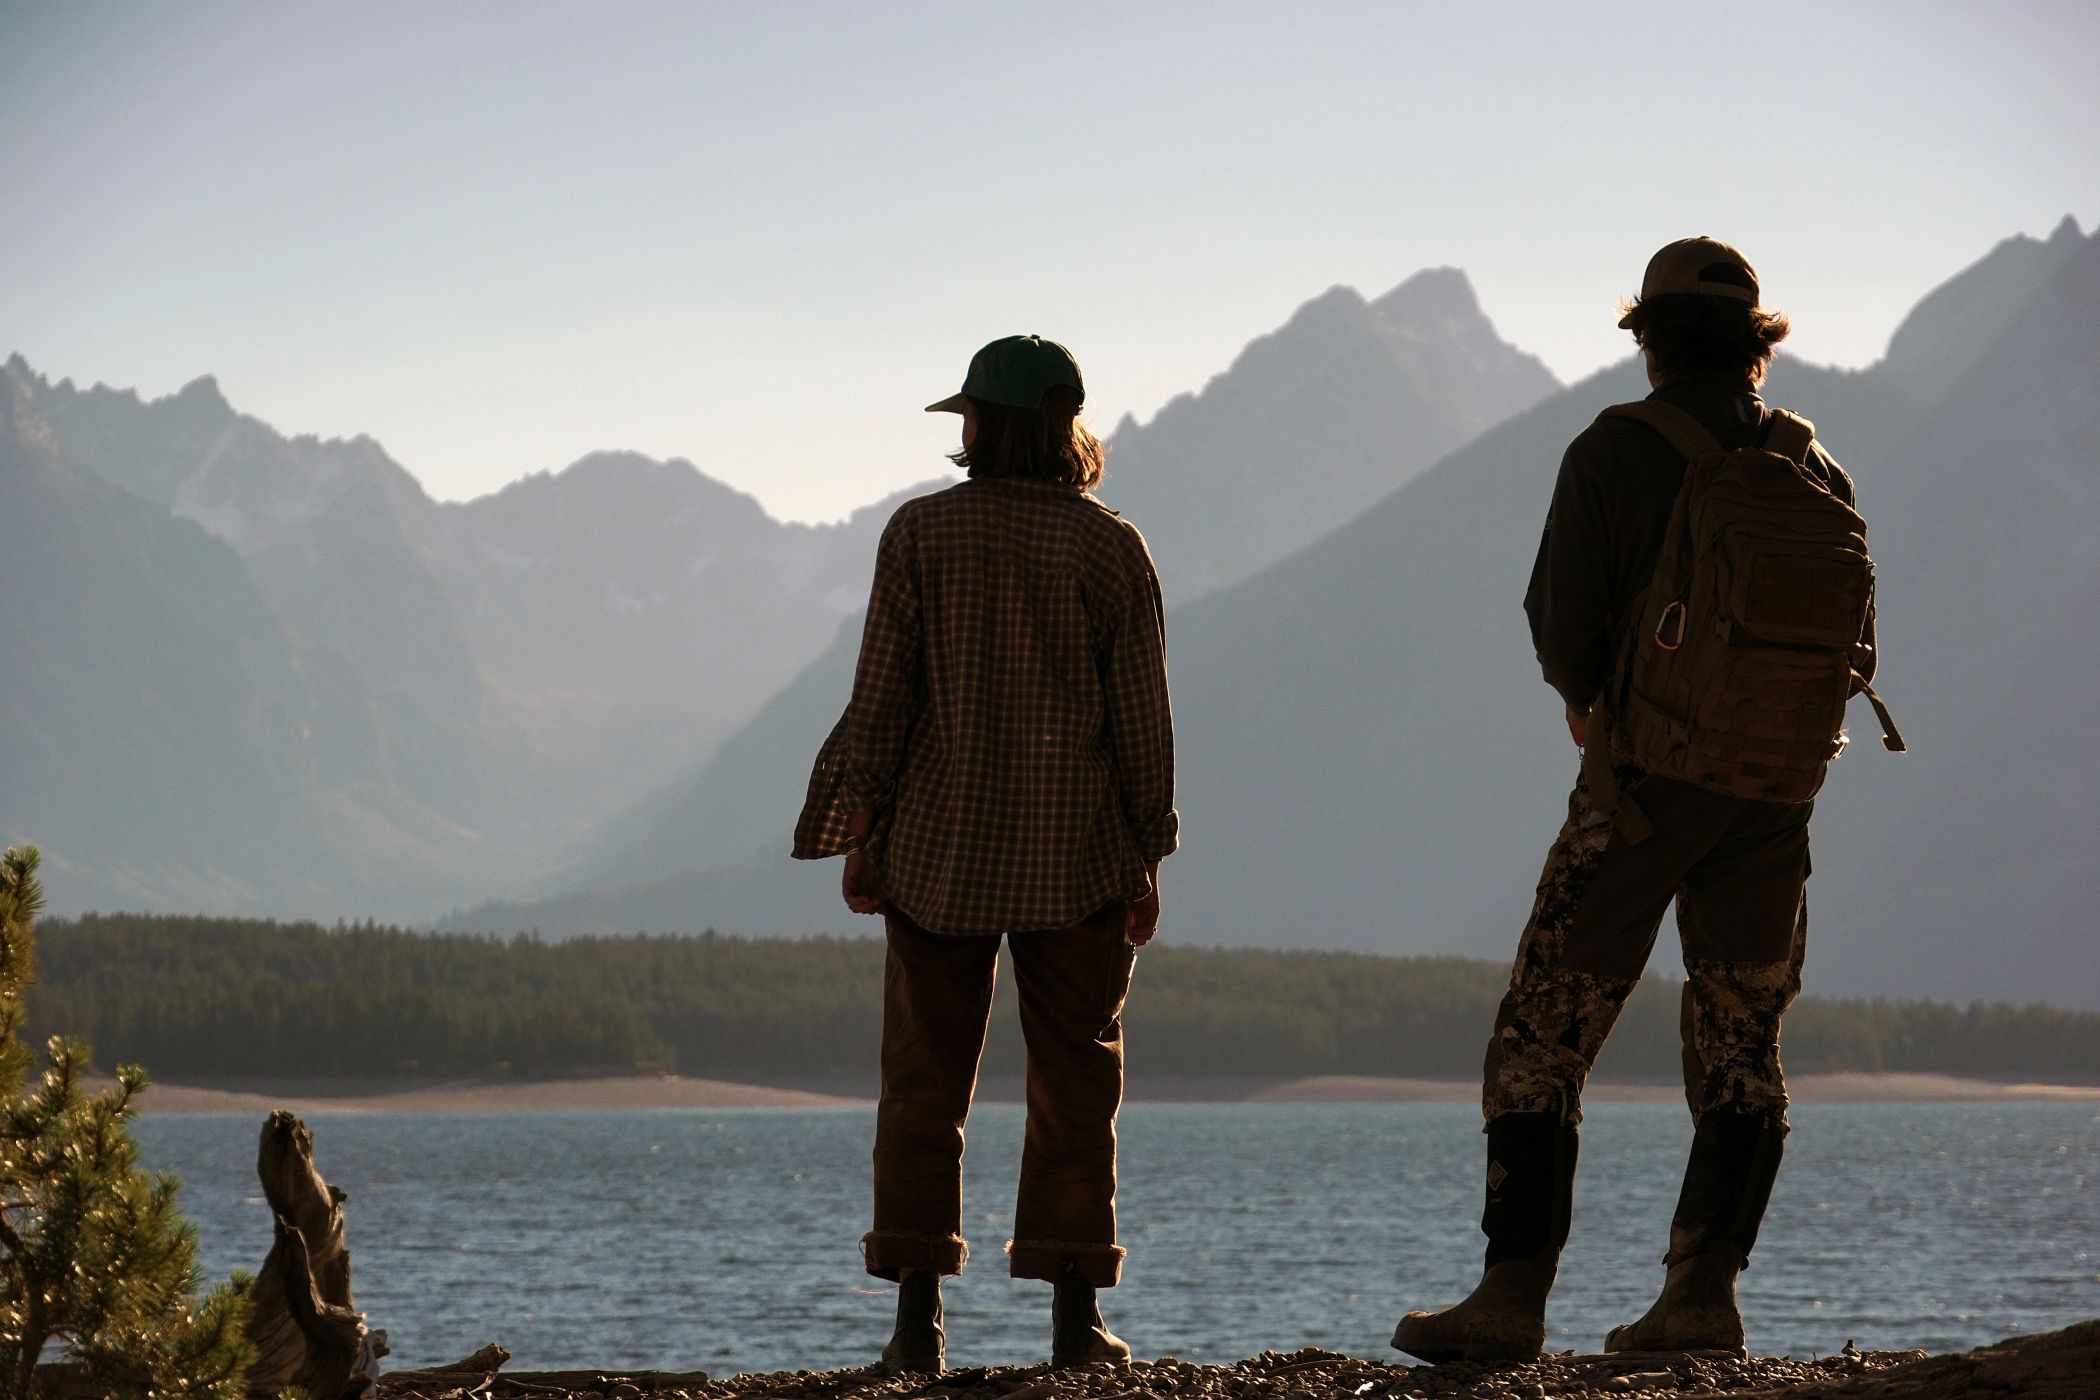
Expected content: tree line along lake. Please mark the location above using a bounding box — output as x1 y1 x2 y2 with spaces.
33 915 2100 1085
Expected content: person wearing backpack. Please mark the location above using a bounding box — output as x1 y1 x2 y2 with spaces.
1392 237 1901 1364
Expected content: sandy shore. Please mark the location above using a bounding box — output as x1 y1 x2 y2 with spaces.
1245 1071 2100 1104
118 1074 866 1115
111 1070 2100 1115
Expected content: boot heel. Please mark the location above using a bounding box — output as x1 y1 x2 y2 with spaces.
1051 1263 1132 1366
881 1269 946 1373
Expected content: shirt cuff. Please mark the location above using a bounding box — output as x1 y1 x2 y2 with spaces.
1131 809 1180 865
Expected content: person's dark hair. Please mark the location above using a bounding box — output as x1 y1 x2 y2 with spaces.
1620 293 1791 385
948 384 1107 490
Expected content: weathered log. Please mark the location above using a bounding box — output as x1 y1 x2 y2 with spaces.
437 1344 512 1374
245 1109 383 1399
378 1344 514 1388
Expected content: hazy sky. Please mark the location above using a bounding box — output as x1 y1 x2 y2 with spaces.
4 2 2095 522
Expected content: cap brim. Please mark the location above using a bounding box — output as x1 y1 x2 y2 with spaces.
1616 309 1637 329
924 393 968 414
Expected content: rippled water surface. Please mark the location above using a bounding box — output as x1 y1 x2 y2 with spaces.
135 1101 2100 1374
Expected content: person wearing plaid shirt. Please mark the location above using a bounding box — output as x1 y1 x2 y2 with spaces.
794 335 1177 1372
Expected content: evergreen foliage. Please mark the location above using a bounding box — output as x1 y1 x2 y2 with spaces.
1 849 253 1399
26 911 2100 1084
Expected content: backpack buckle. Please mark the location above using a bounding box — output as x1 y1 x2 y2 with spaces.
1654 600 1687 652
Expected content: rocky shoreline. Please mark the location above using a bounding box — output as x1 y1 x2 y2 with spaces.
378 1320 2100 1399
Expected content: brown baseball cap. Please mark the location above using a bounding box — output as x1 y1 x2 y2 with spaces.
1618 237 1761 328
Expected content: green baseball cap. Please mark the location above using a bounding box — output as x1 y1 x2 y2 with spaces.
926 334 1085 414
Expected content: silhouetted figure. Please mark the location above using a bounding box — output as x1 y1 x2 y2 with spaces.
1393 238 1899 1363
795 336 1177 1372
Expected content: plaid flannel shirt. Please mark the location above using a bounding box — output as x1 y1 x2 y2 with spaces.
793 477 1178 934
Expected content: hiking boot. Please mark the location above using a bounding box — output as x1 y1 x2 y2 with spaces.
880 1268 945 1373
1051 1264 1131 1366
1391 1254 1556 1363
1604 1244 1745 1354
1391 1112 1579 1365
1605 1111 1785 1357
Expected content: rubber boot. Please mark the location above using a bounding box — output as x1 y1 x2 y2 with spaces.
1051 1262 1131 1365
1392 1112 1579 1364
1604 1245 1747 1354
880 1268 945 1373
1605 1112 1785 1356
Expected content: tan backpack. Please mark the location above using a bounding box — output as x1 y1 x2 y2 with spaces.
1597 400 1904 805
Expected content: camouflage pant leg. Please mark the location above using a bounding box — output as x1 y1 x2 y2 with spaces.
1482 778 1641 1127
1679 895 1807 1129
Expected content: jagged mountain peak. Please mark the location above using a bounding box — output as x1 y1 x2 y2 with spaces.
1271 284 1370 336
1370 265 1481 323
174 373 230 410
1261 270 1497 348
559 448 716 488
477 449 775 530
1084 265 1562 603
1877 217 2094 403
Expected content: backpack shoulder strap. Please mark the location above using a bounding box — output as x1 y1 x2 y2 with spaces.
1599 400 1724 461
1762 408 1817 466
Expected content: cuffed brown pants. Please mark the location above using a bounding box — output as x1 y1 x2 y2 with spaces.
862 900 1137 1288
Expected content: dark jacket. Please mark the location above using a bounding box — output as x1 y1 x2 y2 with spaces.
1522 375 1877 712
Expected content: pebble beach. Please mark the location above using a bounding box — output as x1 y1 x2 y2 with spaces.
377 1321 2100 1400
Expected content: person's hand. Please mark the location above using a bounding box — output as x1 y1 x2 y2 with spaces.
842 851 884 915
1565 704 1590 750
1125 874 1161 947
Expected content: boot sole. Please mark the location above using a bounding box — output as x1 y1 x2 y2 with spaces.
1396 1344 1543 1365
1602 1341 1747 1359
1392 1325 1541 1366
878 1350 945 1375
1605 1320 1744 1358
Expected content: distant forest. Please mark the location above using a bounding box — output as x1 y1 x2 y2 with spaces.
26 913 2100 1084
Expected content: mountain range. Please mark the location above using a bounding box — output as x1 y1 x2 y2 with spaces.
2 362 932 914
454 217 2100 1009
2 262 1559 921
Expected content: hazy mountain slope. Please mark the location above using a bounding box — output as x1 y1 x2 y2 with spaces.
1809 223 2100 1001
7 353 942 917
407 459 935 806
26 367 470 707
0 369 329 910
1875 214 2090 405
17 365 554 893
22 360 932 798
517 614 866 905
0 369 516 917
1843 569 2100 1005
1098 268 1558 602
479 222 2100 1008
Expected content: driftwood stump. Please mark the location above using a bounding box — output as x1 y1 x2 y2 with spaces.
246 1109 382 1399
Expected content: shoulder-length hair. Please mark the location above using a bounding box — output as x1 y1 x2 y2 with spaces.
948 384 1107 490
1620 294 1791 385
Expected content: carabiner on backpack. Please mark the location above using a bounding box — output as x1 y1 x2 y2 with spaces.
1654 600 1687 652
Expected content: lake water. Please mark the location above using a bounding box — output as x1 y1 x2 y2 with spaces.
134 1101 2100 1375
